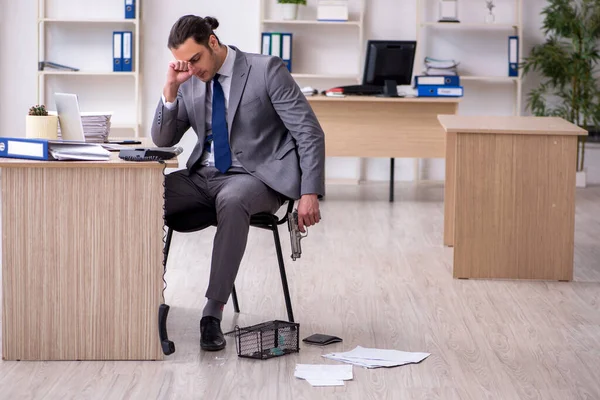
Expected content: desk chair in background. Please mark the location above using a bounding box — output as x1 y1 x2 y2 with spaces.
159 199 296 355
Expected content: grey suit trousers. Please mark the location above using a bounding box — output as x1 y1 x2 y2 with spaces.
165 166 284 304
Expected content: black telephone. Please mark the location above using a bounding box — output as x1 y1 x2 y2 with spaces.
119 146 183 161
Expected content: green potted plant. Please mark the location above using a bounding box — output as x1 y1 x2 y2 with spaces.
520 0 600 187
278 0 307 20
26 104 58 139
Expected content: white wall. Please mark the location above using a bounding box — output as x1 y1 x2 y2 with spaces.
0 0 566 182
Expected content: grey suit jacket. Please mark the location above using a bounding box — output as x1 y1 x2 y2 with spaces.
151 46 326 200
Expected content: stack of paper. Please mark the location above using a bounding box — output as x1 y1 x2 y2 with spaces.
322 346 430 369
423 56 459 76
57 112 112 143
294 364 353 387
81 112 112 143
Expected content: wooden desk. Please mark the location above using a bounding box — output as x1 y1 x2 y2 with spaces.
1 148 177 360
438 115 587 280
307 95 460 200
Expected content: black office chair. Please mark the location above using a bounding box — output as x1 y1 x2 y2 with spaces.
158 199 296 355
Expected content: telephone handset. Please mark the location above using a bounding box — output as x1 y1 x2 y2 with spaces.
118 146 183 162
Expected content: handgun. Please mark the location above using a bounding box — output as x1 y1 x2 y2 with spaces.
287 208 308 261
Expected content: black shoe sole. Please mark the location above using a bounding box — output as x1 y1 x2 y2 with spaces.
200 340 226 351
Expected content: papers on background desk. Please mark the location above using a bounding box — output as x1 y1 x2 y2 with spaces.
48 142 110 161
322 346 430 369
295 364 353 387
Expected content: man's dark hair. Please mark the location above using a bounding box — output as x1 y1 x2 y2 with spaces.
168 15 221 49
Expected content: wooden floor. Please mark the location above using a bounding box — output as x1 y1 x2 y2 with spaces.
1 182 599 399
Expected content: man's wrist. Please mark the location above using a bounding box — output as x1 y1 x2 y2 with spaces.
163 83 180 103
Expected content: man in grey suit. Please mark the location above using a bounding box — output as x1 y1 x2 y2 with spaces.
151 15 325 351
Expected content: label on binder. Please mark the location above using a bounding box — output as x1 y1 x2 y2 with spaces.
437 87 462 96
417 85 463 97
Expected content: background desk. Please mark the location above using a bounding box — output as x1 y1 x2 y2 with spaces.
1 149 176 360
438 115 586 280
306 95 460 201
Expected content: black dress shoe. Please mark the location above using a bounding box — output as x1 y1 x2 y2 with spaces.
200 316 226 351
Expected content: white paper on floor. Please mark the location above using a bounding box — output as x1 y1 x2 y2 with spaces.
294 364 353 387
322 346 430 369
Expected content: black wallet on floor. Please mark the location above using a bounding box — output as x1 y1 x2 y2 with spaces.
302 333 343 346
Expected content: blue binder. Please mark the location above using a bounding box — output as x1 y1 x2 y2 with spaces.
508 36 518 77
122 31 133 72
281 33 292 72
125 0 135 19
0 137 51 161
261 33 271 55
113 31 123 72
415 75 460 87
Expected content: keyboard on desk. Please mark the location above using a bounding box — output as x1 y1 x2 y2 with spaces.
327 84 383 96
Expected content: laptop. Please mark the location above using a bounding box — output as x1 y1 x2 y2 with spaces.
55 93 86 142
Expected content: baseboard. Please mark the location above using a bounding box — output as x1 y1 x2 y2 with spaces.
325 178 361 185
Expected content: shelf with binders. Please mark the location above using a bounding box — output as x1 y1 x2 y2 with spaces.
39 0 137 21
415 0 523 114
38 22 137 73
36 0 142 137
259 0 366 88
37 0 141 136
260 28 362 83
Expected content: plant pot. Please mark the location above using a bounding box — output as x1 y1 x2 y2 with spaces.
576 169 587 188
26 115 58 139
280 4 298 20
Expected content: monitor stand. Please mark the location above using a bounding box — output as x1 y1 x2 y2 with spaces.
377 80 404 98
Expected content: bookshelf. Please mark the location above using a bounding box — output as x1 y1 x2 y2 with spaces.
36 0 141 137
259 0 366 86
416 0 523 116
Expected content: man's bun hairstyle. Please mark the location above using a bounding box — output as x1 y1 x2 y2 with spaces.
168 15 221 49
203 16 219 30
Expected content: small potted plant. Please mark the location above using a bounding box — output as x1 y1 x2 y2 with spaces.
26 104 58 139
278 0 307 20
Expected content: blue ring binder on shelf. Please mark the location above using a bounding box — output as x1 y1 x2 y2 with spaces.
122 31 133 72
508 36 518 77
125 0 135 19
113 32 122 72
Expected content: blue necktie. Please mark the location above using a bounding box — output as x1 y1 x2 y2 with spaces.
212 73 232 173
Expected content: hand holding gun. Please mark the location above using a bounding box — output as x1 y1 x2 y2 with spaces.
287 208 308 261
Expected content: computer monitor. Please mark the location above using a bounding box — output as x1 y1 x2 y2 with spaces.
362 40 417 97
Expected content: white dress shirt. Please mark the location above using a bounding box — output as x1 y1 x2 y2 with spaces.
162 45 240 168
